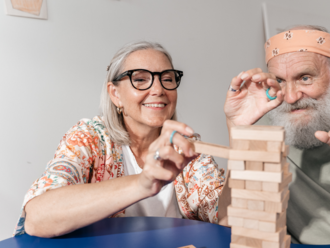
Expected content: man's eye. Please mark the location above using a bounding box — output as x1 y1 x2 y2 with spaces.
299 76 313 85
276 78 283 83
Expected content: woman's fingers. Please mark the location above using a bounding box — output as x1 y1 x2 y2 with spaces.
162 120 194 137
146 161 176 182
158 120 196 157
156 146 186 170
144 149 184 183
169 132 196 157
315 131 330 145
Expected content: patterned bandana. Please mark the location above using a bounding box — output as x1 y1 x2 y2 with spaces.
265 30 330 63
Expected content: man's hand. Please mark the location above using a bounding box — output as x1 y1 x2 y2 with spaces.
315 131 330 145
224 68 284 130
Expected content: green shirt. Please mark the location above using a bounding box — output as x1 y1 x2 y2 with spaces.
287 144 330 244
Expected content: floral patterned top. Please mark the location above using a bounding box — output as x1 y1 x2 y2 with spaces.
14 116 225 236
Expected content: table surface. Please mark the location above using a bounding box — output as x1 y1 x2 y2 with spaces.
1 217 329 248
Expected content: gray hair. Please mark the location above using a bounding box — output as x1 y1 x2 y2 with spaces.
100 41 177 145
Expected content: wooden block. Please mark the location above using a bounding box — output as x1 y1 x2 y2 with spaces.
262 235 291 248
231 170 283 183
228 205 280 222
282 144 289 157
246 161 263 171
262 173 292 192
282 235 291 248
245 181 262 191
264 158 285 172
231 126 284 142
258 211 286 233
232 234 246 245
178 245 196 248
267 141 283 152
265 190 290 213
228 160 245 170
229 179 245 189
232 198 248 209
228 216 244 227
247 200 264 211
232 234 262 248
229 150 281 163
230 244 255 248
231 188 288 202
231 226 286 242
232 140 250 150
243 218 259 230
249 140 267 151
283 163 289 174
191 140 229 158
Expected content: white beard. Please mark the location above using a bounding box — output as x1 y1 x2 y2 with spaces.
267 88 330 150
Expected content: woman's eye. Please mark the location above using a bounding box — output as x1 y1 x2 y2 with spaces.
276 78 283 83
302 76 309 81
163 78 173 82
133 78 147 82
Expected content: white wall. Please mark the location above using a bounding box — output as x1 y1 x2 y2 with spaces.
0 0 329 241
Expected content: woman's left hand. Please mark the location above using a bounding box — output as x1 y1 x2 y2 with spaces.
137 120 198 198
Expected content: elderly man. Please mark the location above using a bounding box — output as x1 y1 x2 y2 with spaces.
224 25 330 245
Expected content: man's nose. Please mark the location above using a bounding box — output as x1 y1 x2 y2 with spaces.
283 83 303 104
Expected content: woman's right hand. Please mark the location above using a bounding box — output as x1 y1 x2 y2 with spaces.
224 68 284 129
138 120 197 197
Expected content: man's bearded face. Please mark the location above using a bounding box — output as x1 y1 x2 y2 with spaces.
267 52 330 150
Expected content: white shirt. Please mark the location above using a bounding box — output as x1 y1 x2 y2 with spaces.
122 145 182 218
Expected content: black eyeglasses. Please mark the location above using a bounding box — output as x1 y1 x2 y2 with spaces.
113 69 183 90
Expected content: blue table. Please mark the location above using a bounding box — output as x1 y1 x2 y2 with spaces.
1 217 329 248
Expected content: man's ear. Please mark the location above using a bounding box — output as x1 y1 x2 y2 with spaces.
107 82 122 107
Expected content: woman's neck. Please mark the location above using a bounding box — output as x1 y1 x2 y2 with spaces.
125 122 161 169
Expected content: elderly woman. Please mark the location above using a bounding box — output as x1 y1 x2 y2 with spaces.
14 41 225 238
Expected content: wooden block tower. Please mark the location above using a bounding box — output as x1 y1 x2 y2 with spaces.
227 126 292 248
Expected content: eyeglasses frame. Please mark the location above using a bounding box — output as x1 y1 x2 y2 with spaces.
113 69 183 91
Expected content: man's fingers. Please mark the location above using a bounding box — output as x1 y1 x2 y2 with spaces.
239 68 263 82
265 90 283 112
315 131 330 145
228 72 244 93
261 78 281 99
251 72 276 83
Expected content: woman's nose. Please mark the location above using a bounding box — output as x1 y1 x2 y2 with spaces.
150 76 165 95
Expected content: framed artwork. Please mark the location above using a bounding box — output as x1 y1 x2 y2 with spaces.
4 0 48 19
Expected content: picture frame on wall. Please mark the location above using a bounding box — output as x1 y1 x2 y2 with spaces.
4 0 48 20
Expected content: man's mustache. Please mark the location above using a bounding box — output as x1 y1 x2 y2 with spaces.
275 97 319 113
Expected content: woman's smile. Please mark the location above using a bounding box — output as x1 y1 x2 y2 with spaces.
142 102 167 109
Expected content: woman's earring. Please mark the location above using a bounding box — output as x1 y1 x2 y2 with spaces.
117 107 123 115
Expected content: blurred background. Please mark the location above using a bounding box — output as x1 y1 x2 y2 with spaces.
1 0 329 241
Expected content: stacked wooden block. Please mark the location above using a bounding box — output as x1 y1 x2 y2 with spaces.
228 126 292 248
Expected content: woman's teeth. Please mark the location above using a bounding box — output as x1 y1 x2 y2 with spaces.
143 104 165 108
